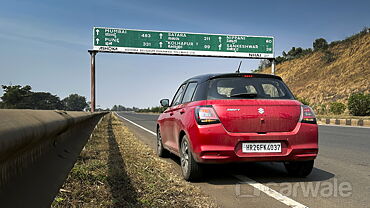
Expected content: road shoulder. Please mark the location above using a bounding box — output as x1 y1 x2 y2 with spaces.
53 113 218 208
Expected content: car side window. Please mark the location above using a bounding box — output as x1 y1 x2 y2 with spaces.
182 82 198 103
171 84 186 106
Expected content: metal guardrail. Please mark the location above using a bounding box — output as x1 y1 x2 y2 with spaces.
0 109 107 187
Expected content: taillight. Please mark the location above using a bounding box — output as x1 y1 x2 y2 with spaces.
299 105 317 124
195 106 220 125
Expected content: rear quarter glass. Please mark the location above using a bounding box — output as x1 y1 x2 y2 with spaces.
207 77 294 100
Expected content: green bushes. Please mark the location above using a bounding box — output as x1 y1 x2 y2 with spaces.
329 102 346 115
321 51 336 63
312 38 336 63
348 93 370 116
313 38 329 51
297 97 310 105
309 94 370 116
316 104 328 115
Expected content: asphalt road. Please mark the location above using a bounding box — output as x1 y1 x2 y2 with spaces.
116 112 370 208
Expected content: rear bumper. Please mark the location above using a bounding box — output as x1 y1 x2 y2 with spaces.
188 122 318 164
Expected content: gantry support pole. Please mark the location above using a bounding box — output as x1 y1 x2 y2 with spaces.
88 50 97 112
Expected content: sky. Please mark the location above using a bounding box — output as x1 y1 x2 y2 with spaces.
0 0 369 109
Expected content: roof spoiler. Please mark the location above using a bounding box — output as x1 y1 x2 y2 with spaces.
210 73 282 80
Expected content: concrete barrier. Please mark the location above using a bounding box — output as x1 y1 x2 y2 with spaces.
316 116 369 127
364 120 370 126
0 109 107 188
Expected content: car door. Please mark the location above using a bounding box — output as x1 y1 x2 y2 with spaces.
162 83 187 152
171 82 198 153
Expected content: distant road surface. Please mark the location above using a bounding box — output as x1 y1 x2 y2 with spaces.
116 112 370 208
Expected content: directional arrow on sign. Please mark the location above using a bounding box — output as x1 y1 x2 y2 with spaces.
159 33 163 39
159 42 163 48
96 38 100 44
96 29 100 35
218 44 222 50
218 36 222 43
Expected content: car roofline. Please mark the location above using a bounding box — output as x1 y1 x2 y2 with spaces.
209 73 282 80
184 73 283 83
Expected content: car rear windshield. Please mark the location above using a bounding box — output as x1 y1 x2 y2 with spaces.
207 77 294 100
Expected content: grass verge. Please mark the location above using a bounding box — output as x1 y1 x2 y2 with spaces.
52 113 217 208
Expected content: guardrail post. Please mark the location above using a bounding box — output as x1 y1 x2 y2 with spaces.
89 50 97 112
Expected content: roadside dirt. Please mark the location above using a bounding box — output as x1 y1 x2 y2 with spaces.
52 113 217 208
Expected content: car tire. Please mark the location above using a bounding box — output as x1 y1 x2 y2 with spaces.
157 127 169 157
180 135 202 181
284 160 314 177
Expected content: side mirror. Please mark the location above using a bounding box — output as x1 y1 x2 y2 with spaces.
160 99 170 107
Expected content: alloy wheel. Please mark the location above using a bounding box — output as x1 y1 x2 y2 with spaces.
181 139 189 175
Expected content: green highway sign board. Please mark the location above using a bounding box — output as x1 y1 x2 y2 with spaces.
93 27 274 58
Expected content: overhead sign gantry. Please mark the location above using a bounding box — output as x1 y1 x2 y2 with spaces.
88 27 275 112
93 27 274 58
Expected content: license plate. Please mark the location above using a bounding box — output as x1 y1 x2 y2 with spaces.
242 142 281 153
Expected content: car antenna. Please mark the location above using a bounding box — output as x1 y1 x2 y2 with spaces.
236 60 242 73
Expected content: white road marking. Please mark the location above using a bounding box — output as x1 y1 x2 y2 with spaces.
115 113 157 136
116 112 309 208
233 175 308 208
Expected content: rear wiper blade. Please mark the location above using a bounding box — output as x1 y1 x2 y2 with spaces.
230 93 258 98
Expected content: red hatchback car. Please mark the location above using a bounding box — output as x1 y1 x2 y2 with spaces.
157 73 318 181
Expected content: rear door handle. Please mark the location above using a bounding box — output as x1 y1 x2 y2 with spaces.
180 109 185 114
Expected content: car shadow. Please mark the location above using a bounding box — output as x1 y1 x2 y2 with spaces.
202 162 335 185
166 153 334 185
168 153 181 166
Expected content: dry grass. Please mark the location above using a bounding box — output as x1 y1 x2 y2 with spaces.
262 33 370 107
52 113 217 208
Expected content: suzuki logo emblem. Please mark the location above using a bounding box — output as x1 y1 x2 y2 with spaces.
258 108 264 114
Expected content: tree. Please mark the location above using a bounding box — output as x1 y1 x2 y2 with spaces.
63 94 88 111
286 47 303 58
118 105 126 111
257 59 271 71
275 56 287 64
348 93 370 116
282 51 287 57
329 102 346 115
111 105 118 111
29 92 64 110
85 101 91 112
1 85 33 109
313 38 328 51
1 85 64 110
316 104 328 115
